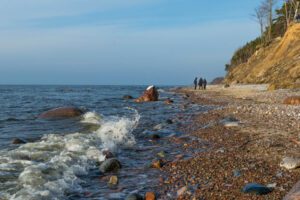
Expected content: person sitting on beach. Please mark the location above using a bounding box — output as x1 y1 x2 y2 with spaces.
203 78 207 90
193 77 198 90
198 78 203 90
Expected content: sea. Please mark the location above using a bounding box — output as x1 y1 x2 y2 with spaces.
0 85 210 200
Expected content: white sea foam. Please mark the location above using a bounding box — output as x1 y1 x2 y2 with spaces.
0 110 140 200
80 111 102 125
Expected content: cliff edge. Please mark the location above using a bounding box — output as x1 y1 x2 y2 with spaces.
225 23 300 89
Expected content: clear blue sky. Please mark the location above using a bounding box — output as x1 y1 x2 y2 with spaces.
0 0 272 85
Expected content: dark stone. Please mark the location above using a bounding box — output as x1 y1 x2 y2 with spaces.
39 107 84 119
123 95 134 100
242 183 272 195
102 150 114 159
12 138 26 144
150 134 161 140
166 119 173 124
99 158 121 173
125 193 144 200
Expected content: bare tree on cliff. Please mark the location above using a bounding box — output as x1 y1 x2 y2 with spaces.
284 0 300 26
262 0 277 42
253 5 267 40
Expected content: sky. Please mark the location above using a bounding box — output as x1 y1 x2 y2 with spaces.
0 0 268 85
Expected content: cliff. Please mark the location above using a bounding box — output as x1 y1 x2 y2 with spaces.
225 23 300 89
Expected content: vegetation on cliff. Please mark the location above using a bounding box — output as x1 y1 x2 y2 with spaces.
225 0 300 89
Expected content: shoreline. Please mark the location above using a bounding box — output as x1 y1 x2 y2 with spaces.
159 85 300 199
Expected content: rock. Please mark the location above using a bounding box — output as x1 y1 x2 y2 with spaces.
102 150 114 159
157 151 165 158
283 180 300 200
233 169 241 177
12 138 26 144
153 124 164 130
108 175 118 185
145 192 156 200
39 107 84 119
123 95 134 100
280 157 300 170
177 186 187 196
150 134 161 140
99 158 121 173
284 96 300 105
166 119 173 124
221 117 240 127
164 98 174 104
223 121 240 127
151 159 163 169
125 193 143 200
242 183 272 195
135 85 159 102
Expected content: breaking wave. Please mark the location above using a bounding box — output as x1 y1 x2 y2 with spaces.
0 109 140 200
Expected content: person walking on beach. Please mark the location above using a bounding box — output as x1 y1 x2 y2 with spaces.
198 78 203 90
193 77 198 90
203 78 207 90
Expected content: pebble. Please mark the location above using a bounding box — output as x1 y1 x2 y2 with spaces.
153 124 164 130
177 186 187 196
233 169 242 177
145 192 156 200
108 175 118 185
157 151 166 158
151 160 163 169
280 157 300 170
125 193 143 200
223 121 240 127
242 183 272 195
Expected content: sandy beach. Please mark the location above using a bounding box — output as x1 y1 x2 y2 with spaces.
158 85 300 199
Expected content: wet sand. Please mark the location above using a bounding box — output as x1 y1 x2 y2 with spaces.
159 85 300 199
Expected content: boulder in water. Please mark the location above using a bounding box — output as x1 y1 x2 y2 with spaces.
99 158 121 173
12 138 26 144
284 96 300 105
135 85 159 103
39 107 84 119
123 95 134 100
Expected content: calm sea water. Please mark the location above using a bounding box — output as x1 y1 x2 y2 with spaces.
0 85 208 200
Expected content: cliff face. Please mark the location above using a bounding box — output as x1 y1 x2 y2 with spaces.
225 24 300 89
